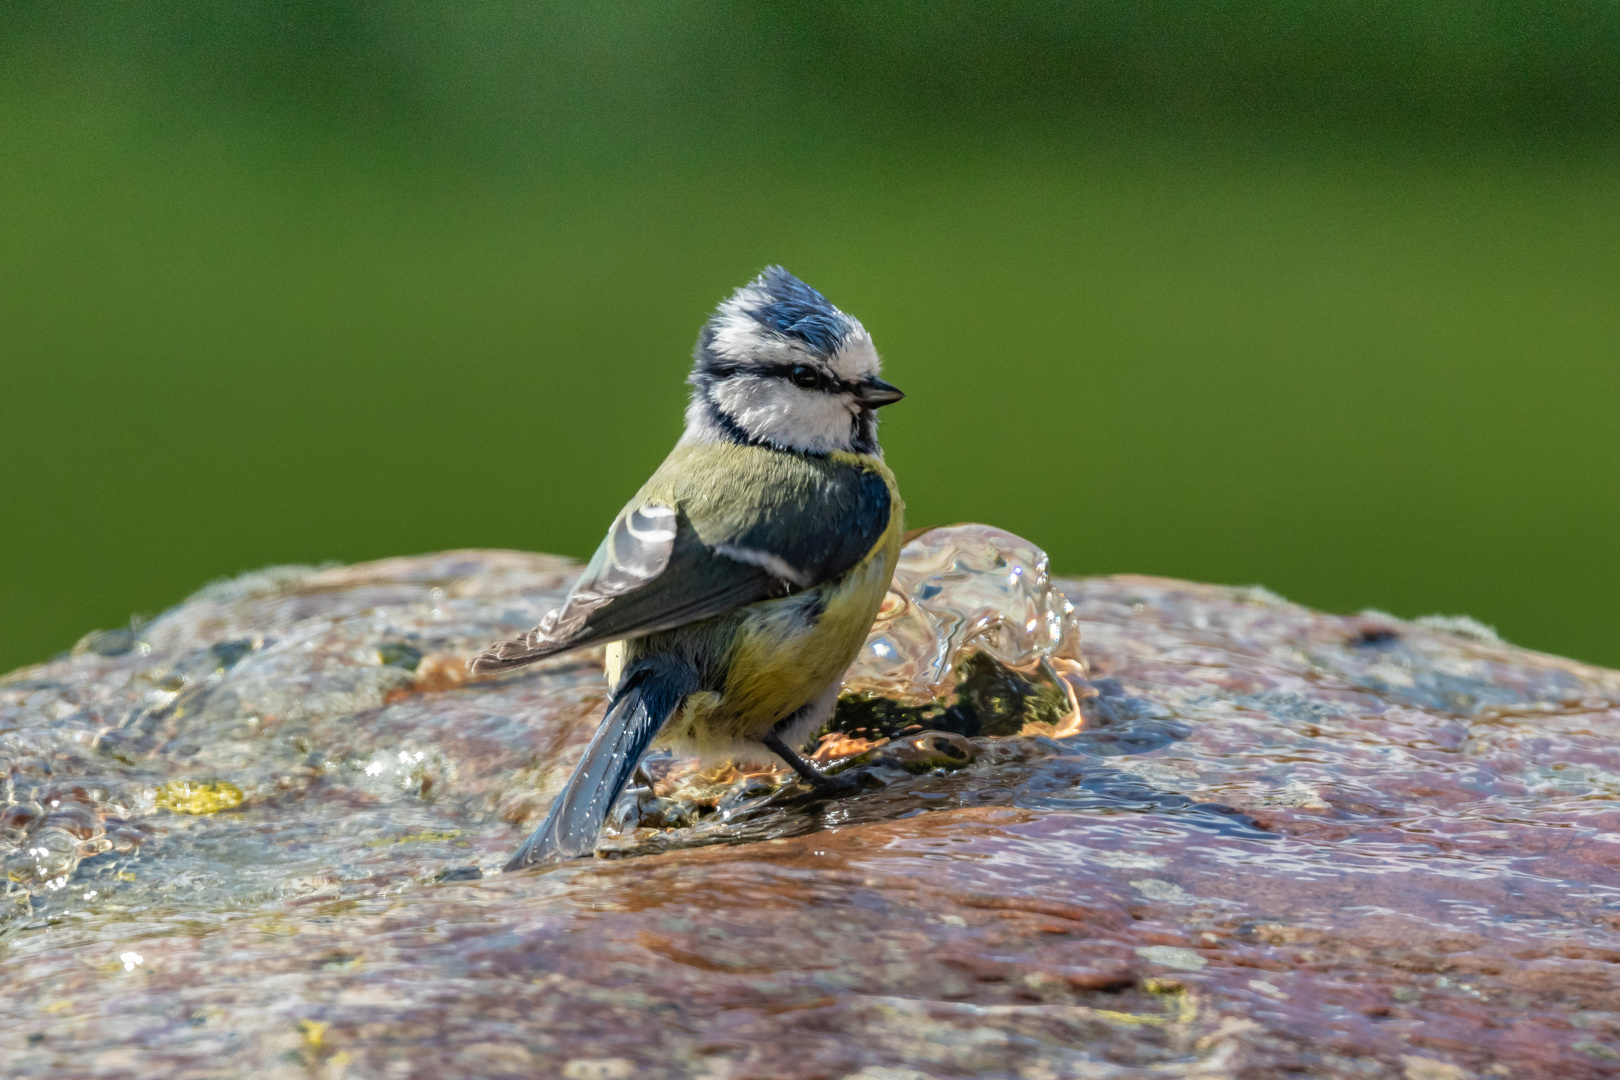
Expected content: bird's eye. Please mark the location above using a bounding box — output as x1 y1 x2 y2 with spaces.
789 365 821 389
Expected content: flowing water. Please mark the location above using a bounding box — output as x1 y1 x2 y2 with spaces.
2 526 1618 1078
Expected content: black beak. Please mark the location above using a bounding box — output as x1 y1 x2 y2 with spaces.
851 377 905 408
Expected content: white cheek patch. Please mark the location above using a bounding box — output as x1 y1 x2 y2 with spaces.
827 329 880 381
711 376 856 454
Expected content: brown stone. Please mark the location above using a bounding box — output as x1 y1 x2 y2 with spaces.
2 534 1619 1078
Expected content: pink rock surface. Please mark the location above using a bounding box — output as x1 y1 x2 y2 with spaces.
2 539 1618 1078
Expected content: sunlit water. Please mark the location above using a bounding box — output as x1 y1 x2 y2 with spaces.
2 527 1618 1077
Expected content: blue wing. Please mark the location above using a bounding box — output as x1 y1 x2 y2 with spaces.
471 451 891 674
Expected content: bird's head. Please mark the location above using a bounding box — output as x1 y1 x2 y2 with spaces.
684 266 903 455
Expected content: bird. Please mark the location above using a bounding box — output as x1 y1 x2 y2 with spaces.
472 266 906 870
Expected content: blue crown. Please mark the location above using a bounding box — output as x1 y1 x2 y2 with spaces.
745 266 853 356
695 267 861 372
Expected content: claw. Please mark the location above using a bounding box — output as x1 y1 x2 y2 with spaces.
762 729 878 800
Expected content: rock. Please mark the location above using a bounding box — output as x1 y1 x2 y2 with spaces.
2 528 1618 1078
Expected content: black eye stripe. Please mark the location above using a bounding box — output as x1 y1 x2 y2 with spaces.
703 361 851 392
771 363 837 391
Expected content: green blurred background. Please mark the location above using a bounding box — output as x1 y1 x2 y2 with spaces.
2 2 1618 672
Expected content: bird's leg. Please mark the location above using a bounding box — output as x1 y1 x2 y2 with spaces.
761 730 827 786
762 729 868 797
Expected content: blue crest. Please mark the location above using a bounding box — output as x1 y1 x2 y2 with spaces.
746 266 852 355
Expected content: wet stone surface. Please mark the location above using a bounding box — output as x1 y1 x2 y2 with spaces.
2 529 1619 1078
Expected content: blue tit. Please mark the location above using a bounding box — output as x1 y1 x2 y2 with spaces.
473 266 906 870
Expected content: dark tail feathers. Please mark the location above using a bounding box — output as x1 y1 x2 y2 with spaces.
504 656 697 871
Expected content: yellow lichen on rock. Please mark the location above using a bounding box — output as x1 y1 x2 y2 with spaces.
154 780 245 815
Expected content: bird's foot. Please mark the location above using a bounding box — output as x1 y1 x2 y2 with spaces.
772 767 880 808
762 730 877 802
804 766 878 795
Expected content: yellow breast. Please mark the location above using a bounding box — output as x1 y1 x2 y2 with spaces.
665 453 903 756
716 543 896 727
